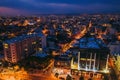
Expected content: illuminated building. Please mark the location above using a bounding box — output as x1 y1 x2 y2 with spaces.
53 54 71 75
70 33 109 74
3 33 46 63
54 54 71 69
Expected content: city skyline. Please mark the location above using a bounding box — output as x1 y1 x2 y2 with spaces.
0 1 120 80
0 0 120 15
0 13 120 80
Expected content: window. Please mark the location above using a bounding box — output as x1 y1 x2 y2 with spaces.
32 41 36 44
4 43 8 48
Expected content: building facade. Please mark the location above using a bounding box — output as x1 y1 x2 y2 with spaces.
70 34 109 74
3 33 46 63
53 54 71 75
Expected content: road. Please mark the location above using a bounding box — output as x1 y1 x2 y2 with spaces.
61 27 87 53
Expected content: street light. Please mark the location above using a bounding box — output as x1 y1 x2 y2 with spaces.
103 69 109 73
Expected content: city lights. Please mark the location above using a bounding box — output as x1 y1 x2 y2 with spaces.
103 69 109 73
0 14 119 80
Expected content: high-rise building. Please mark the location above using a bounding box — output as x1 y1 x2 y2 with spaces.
3 33 46 63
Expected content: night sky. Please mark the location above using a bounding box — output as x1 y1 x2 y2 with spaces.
0 0 120 15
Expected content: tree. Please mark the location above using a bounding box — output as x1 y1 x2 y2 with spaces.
55 73 59 78
66 74 72 80
115 55 120 71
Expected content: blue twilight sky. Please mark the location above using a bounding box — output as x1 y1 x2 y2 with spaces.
0 0 120 15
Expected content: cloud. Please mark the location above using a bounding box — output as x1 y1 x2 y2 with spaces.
0 7 28 15
0 0 120 14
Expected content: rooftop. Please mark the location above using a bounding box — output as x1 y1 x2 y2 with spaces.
4 33 43 44
32 53 48 58
79 36 107 49
73 33 108 50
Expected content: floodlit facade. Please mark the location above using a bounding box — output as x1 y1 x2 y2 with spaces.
70 33 110 74
3 33 46 63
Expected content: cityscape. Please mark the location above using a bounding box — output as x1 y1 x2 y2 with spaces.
0 0 120 80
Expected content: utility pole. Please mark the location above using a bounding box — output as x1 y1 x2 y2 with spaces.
78 52 80 70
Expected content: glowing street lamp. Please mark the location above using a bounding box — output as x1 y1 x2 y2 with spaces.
103 69 109 73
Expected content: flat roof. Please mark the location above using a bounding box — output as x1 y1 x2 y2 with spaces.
4 33 43 44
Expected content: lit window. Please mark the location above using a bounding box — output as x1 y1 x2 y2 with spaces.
4 43 8 48
32 41 36 44
39 48 42 51
25 48 28 51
